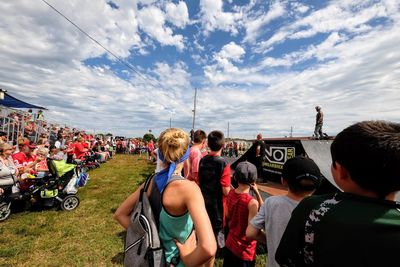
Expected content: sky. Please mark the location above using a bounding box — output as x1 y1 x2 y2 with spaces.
0 0 399 139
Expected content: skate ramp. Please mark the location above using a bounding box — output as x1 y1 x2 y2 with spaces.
300 140 340 190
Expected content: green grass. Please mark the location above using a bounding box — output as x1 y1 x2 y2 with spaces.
0 154 267 266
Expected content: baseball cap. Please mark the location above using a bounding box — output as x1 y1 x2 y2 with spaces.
282 156 321 190
23 140 37 149
234 161 257 184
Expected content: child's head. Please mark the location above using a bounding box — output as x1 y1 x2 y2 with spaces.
282 156 321 193
158 128 190 163
207 130 225 152
193 129 207 145
234 161 257 185
331 120 400 198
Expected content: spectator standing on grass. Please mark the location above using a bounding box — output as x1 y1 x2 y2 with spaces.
114 128 216 266
246 156 321 267
275 121 400 267
223 161 263 267
148 139 154 160
184 129 207 184
198 130 231 245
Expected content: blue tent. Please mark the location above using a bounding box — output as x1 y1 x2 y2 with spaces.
0 92 47 110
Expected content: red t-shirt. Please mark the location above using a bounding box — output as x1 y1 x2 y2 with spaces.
148 141 154 152
74 142 87 159
221 161 231 227
187 146 203 184
67 143 75 155
12 152 37 168
226 190 257 261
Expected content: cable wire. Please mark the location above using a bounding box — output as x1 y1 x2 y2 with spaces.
41 0 164 89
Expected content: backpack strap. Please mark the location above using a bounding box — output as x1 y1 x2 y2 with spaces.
139 173 155 202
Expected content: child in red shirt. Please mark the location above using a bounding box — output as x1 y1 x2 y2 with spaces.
224 161 263 267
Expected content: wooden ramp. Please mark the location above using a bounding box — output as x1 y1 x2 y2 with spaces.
257 182 288 198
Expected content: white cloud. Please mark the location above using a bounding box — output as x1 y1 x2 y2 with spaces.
257 32 347 69
0 1 194 136
137 6 185 50
199 0 240 35
201 22 400 137
165 1 190 28
243 2 285 42
256 0 399 53
203 42 246 82
292 2 310 14
0 0 142 62
215 42 245 62
0 0 399 139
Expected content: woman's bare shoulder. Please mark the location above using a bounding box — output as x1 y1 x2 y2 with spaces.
168 178 200 194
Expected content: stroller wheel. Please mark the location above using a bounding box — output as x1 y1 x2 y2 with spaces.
0 202 11 222
61 195 80 211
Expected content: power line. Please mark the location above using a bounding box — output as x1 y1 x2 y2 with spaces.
41 0 164 89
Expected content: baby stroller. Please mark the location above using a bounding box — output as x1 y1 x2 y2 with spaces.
0 182 19 221
46 158 81 211
0 159 81 221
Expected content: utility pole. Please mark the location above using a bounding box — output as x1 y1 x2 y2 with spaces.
290 126 293 138
169 117 172 128
227 122 230 139
192 88 197 131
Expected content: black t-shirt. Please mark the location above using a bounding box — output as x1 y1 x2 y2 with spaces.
276 192 400 267
255 140 266 158
198 155 228 232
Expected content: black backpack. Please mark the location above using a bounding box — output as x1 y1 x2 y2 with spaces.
124 174 165 267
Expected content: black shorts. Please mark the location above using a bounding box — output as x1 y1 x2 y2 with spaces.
222 247 255 267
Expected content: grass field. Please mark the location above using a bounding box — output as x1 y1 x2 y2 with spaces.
0 154 266 266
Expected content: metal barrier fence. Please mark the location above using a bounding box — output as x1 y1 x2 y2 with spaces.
0 106 48 144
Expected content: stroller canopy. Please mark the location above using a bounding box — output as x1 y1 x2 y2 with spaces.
51 160 76 177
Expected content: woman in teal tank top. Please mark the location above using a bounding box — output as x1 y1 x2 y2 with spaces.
159 175 194 266
114 128 216 266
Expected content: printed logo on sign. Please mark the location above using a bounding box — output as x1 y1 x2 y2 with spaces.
264 146 295 170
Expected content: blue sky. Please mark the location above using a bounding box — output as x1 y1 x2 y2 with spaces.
0 0 399 138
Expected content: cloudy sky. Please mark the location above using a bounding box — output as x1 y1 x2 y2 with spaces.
0 0 399 138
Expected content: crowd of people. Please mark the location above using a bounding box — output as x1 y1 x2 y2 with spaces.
115 120 400 267
2 105 399 267
0 108 113 196
114 137 155 158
